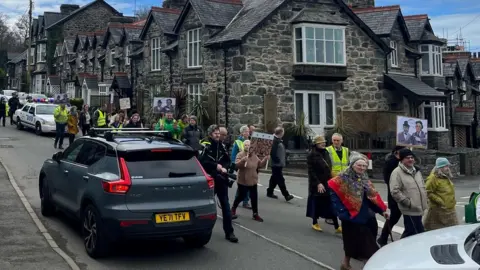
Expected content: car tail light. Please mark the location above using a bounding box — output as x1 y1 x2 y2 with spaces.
195 158 214 189
102 157 132 194
151 149 171 153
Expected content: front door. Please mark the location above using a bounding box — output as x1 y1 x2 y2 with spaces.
294 91 336 136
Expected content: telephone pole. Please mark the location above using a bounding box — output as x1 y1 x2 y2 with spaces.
26 0 33 93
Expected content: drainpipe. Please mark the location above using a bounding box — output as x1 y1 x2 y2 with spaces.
473 92 479 148
168 53 173 97
223 47 228 127
384 51 389 74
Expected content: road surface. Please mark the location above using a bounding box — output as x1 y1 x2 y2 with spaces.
0 124 478 270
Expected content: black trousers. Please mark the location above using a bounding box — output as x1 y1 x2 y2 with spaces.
9 112 14 125
0 112 5 126
81 124 90 136
378 199 402 243
266 167 290 197
233 184 259 214
214 179 234 235
402 215 424 239
68 133 75 144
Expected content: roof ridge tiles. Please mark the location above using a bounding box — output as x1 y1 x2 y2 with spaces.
352 5 400 13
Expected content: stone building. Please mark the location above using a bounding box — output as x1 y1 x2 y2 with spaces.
6 51 27 91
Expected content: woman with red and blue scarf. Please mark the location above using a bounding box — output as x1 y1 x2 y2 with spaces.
328 153 388 270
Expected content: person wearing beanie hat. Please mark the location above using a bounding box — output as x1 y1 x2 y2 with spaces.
423 157 457 231
390 148 428 238
181 115 204 152
377 145 405 246
306 136 342 233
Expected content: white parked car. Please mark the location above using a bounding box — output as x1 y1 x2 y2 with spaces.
14 103 65 135
1 90 17 98
364 224 480 270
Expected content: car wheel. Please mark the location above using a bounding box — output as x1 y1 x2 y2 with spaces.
35 122 43 135
40 178 56 217
183 231 212 248
82 205 110 258
16 117 23 130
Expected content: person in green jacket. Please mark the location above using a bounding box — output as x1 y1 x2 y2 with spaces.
53 103 69 149
424 157 458 231
177 114 189 139
155 112 181 138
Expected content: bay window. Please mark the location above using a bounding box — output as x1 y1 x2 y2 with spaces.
420 101 447 130
419 44 442 76
151 37 161 71
187 28 201 68
294 91 336 134
390 40 398 67
125 46 130 66
187 83 202 114
36 43 46 62
293 24 346 65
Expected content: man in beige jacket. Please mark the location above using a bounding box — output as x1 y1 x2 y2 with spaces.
389 148 428 238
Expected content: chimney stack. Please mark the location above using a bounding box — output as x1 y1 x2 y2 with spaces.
60 4 80 15
162 0 188 10
343 0 375 8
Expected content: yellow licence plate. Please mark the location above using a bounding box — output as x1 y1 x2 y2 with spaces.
155 212 190 223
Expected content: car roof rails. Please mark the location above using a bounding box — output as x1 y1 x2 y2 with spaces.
88 128 178 142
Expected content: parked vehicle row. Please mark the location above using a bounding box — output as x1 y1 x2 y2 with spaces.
14 102 67 135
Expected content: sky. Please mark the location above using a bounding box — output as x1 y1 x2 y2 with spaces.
1 0 479 50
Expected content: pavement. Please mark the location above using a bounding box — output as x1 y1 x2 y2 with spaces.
0 124 479 270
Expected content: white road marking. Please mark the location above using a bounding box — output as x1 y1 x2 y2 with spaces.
0 158 80 270
273 189 303 199
461 196 471 199
217 215 336 270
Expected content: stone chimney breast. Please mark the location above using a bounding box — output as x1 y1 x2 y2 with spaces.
60 4 80 15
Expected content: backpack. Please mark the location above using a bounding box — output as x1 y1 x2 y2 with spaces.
464 192 480 224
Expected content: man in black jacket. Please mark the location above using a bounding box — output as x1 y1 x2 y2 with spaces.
377 145 405 246
199 125 238 243
0 97 6 126
7 93 20 125
266 127 294 201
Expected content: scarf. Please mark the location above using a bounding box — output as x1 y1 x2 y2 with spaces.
328 166 386 218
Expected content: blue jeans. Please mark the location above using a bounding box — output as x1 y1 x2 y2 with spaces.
215 179 234 235
235 188 250 204
54 123 66 147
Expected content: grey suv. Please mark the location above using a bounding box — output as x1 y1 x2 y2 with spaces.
39 129 217 258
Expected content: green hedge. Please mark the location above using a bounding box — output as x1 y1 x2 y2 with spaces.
70 98 84 110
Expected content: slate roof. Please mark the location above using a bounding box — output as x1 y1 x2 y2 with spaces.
37 15 44 33
46 0 121 30
8 50 27 64
443 60 458 78
63 39 76 54
112 72 131 89
384 73 445 100
161 41 179 52
471 62 480 80
420 30 443 43
105 25 125 46
290 8 349 25
43 12 67 28
124 25 143 42
74 35 87 51
32 19 38 36
404 14 429 41
7 52 21 61
139 7 182 39
353 5 400 36
78 73 99 91
47 76 61 86
457 58 469 78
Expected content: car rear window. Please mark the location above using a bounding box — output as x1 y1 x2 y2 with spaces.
120 149 203 179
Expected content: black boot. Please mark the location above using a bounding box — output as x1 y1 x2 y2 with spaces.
285 194 294 202
225 233 238 243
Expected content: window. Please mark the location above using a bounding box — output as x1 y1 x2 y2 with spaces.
22 106 30 112
125 46 130 66
108 49 115 67
34 75 44 94
187 28 201 68
294 91 336 128
390 40 398 67
293 24 345 65
151 38 161 71
98 84 109 96
66 82 75 98
420 101 446 130
62 140 85 163
150 84 161 96
36 43 46 62
29 49 34 65
419 44 442 76
187 83 202 114
76 142 106 166
462 81 467 101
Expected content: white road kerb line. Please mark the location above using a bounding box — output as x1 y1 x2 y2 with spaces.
0 158 80 270
217 215 336 270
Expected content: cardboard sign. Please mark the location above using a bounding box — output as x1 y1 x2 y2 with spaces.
119 98 131 110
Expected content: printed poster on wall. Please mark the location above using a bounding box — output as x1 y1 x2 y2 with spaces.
153 97 176 114
396 115 428 149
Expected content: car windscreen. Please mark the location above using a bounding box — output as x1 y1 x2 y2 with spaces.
120 149 203 179
36 105 56 115
32 94 48 99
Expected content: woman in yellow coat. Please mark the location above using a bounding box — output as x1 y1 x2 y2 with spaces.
67 106 79 145
423 157 458 231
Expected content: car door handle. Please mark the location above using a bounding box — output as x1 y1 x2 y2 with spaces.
63 170 69 174
83 176 89 181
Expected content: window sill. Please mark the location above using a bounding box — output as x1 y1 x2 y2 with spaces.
187 66 203 69
391 65 399 68
420 73 443 77
292 64 348 80
293 62 346 67
427 128 448 132
150 69 162 72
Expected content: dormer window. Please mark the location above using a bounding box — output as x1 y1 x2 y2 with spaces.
390 41 398 67
293 24 346 66
109 49 115 67
419 45 442 76
462 80 467 101
125 46 130 66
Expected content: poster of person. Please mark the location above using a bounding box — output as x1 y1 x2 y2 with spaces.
152 97 176 114
54 93 69 104
250 132 274 160
396 115 428 149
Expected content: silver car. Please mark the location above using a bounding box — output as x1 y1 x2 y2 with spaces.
39 129 217 258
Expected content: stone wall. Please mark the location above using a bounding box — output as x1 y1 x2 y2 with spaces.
429 130 450 150
63 1 119 39
387 18 416 74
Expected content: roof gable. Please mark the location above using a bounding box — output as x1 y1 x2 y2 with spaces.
139 7 182 40
443 60 461 78
43 12 67 28
353 5 410 41
102 25 125 48
404 14 435 42
46 0 121 30
172 0 242 34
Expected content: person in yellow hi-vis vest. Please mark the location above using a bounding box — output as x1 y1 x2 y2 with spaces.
93 104 108 128
53 103 69 149
326 133 350 177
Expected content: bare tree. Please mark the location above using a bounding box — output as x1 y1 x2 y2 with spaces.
134 5 150 20
0 13 23 52
15 13 29 48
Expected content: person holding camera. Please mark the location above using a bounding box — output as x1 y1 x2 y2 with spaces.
231 140 269 222
199 125 239 243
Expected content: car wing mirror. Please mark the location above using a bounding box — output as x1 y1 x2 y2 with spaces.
52 151 63 162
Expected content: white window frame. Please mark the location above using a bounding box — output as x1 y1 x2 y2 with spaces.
66 82 75 98
29 49 35 65
462 80 467 101
36 43 46 63
125 46 130 66
98 84 109 96
390 40 398 67
187 28 201 68
294 90 336 130
151 38 161 71
293 23 346 66
187 83 202 113
419 44 443 76
109 48 115 67
420 101 447 131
